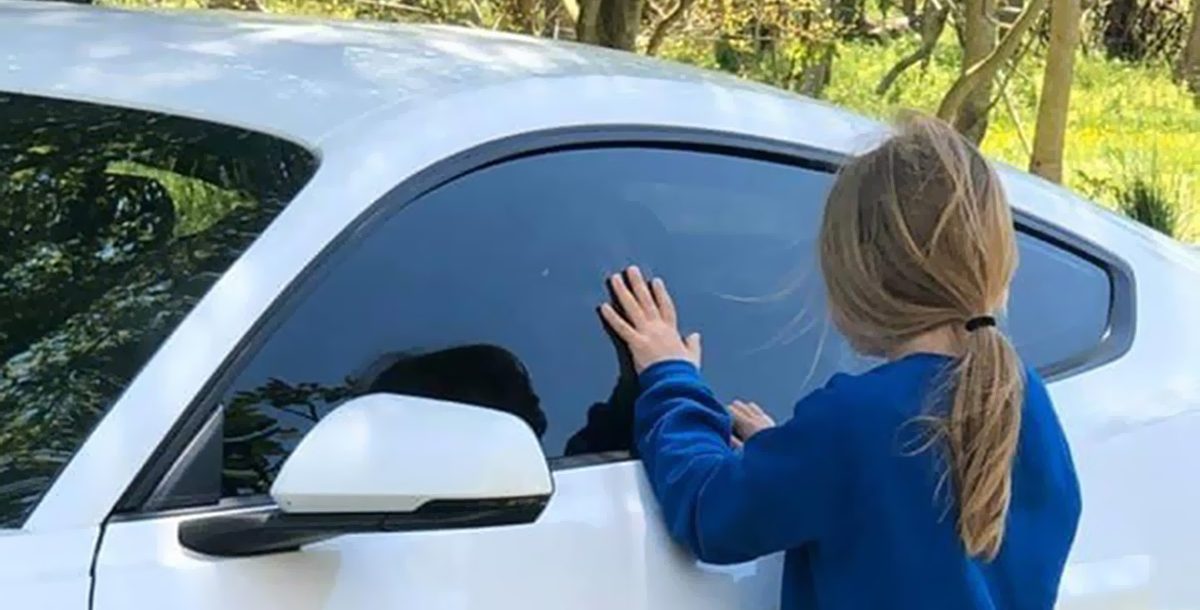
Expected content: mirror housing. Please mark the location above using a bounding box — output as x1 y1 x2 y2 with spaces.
180 394 552 556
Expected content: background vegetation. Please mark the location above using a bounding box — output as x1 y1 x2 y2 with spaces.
100 0 1200 241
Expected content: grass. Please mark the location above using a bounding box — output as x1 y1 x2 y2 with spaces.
810 36 1200 241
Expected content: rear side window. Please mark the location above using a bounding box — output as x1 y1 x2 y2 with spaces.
1007 232 1112 372
0 93 316 527
204 145 1113 500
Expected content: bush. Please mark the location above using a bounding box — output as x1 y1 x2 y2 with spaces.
1116 176 1181 235
1078 153 1189 237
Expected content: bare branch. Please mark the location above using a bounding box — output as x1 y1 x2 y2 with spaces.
876 0 950 95
647 0 668 19
1001 78 1033 157
936 0 1048 124
646 0 697 56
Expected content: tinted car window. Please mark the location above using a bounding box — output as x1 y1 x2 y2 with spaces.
0 93 315 527
218 146 1112 498
1007 232 1112 369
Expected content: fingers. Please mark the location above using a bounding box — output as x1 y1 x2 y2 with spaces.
651 277 677 325
608 272 645 324
625 266 659 319
730 400 774 442
729 400 749 420
685 333 702 365
599 303 639 343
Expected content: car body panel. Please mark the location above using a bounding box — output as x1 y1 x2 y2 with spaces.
3 3 1200 609
0 527 96 610
95 463 781 610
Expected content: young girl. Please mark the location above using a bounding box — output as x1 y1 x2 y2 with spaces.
599 116 1082 609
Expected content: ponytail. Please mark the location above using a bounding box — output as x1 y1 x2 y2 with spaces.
944 324 1024 559
819 114 1024 560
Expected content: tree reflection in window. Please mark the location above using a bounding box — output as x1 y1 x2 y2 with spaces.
0 93 315 527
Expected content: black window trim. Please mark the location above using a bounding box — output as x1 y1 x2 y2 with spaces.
113 124 1135 519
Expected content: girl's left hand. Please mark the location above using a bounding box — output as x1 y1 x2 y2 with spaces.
730 400 776 445
600 266 701 374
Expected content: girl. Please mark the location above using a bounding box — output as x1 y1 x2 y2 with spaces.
599 116 1081 609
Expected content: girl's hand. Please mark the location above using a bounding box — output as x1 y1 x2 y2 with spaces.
730 400 775 446
600 266 701 374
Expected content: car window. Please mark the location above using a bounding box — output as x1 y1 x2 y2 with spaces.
1007 232 1112 370
216 146 1113 499
0 92 316 528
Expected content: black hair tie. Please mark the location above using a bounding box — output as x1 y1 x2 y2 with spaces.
965 316 997 332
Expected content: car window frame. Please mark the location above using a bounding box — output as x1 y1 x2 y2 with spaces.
112 125 1135 519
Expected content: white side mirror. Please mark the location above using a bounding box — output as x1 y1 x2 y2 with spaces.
272 393 552 513
180 394 551 556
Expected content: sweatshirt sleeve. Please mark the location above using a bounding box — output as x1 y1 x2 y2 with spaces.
634 360 849 565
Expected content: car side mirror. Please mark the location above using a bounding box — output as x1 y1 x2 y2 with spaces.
179 394 552 557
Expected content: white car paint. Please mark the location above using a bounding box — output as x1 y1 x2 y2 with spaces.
1 2 1198 610
272 394 553 514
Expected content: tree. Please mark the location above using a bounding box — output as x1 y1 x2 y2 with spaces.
958 0 998 142
937 0 1048 128
1178 0 1200 95
1030 0 1084 182
646 0 700 56
576 0 645 50
876 0 951 95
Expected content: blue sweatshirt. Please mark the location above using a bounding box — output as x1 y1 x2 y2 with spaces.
635 353 1081 610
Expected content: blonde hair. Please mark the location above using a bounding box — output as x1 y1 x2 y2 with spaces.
819 114 1023 560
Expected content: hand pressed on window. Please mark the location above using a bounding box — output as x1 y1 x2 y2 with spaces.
599 266 701 374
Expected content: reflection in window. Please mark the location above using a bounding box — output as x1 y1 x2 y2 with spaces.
0 93 316 527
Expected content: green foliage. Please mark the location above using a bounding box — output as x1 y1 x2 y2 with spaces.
1116 177 1183 236
92 0 1200 242
800 35 1200 241
1078 151 1192 237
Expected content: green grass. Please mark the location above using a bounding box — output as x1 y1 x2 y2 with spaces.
811 37 1200 241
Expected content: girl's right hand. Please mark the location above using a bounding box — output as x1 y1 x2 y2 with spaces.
730 400 775 447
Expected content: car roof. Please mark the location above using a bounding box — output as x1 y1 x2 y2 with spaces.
2 0 1187 272
0 1 875 148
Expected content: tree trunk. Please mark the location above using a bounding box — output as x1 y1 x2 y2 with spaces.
576 0 645 50
1029 0 1083 183
1101 0 1141 60
798 46 836 97
958 0 998 143
577 0 601 42
1178 0 1200 95
937 0 1048 126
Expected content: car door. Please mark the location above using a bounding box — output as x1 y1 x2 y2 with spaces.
90 144 855 610
91 137 1124 610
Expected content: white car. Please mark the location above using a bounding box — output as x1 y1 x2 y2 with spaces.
2 2 1199 609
